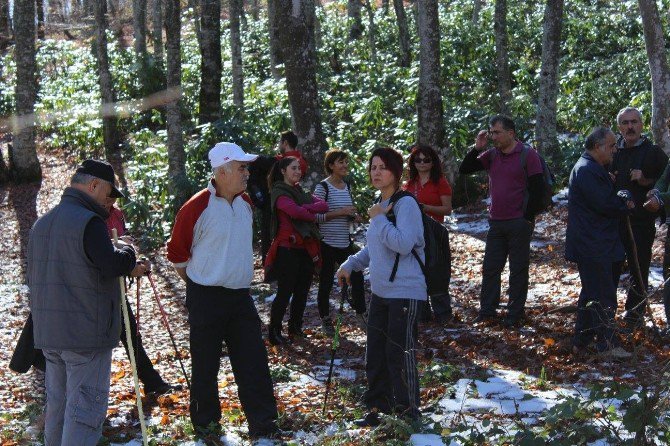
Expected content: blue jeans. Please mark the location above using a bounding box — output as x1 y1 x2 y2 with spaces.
43 349 113 446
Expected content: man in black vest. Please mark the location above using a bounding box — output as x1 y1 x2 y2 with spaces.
609 107 668 329
27 160 149 446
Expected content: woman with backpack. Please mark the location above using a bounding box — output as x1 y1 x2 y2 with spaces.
313 149 367 336
403 144 453 323
265 156 328 345
336 147 426 426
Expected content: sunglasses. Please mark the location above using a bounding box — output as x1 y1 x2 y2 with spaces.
414 157 432 164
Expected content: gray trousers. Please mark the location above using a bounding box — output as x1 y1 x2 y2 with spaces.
43 349 113 446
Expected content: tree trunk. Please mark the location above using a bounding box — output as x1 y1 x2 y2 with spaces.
267 0 282 79
249 0 259 21
133 0 147 55
36 0 45 39
392 0 411 67
94 0 122 168
198 0 222 123
348 0 363 40
472 0 482 25
494 0 511 115
11 0 41 182
417 0 454 182
151 0 163 65
0 0 11 40
381 0 389 14
363 0 376 63
638 0 670 154
535 0 564 160
275 0 328 188
230 0 244 107
164 0 189 208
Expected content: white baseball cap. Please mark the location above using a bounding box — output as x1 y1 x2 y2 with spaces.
208 142 258 168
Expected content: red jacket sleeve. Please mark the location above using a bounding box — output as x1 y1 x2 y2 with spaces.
166 189 210 265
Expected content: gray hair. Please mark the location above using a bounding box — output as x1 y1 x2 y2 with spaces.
212 163 232 175
70 172 98 186
585 126 614 151
616 107 642 125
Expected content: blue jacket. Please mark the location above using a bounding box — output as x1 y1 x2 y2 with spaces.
565 152 629 263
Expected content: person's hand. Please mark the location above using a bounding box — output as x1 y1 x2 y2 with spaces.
130 259 151 277
626 200 636 209
338 206 356 217
368 203 392 219
617 189 633 202
609 171 617 183
113 238 131 250
644 196 660 212
336 267 351 286
475 130 488 151
630 169 644 182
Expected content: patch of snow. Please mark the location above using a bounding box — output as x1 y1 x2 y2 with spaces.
409 433 445 446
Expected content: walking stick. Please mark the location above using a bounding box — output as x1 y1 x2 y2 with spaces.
323 284 348 414
624 216 660 333
146 272 191 390
112 229 149 446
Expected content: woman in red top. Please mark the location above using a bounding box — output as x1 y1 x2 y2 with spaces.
266 157 328 345
403 145 452 222
403 145 454 323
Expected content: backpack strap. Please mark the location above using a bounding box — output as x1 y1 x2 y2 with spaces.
385 190 426 281
319 180 329 203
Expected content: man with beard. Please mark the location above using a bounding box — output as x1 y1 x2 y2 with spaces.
458 115 545 328
609 107 668 330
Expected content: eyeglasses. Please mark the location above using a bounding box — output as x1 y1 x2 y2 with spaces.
414 157 432 164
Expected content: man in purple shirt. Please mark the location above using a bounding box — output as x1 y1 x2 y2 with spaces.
459 115 545 328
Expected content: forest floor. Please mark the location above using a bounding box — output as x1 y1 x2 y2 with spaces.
1 148 670 445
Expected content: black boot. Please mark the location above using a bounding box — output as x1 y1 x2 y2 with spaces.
268 324 287 345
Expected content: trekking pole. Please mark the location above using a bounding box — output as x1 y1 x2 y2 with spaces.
146 272 191 390
112 229 149 446
323 284 348 414
624 216 660 334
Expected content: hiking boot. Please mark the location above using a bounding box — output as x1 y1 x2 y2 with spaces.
288 325 307 339
268 325 288 346
598 346 632 360
321 317 335 337
353 411 381 428
145 382 182 396
501 316 523 329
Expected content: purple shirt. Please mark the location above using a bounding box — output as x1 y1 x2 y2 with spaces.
478 141 543 220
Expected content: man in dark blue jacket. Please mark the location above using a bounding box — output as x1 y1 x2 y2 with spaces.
566 127 633 359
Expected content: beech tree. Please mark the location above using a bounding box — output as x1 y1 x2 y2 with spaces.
275 0 328 187
36 0 44 39
11 0 41 182
94 0 122 168
494 0 511 115
472 0 482 25
535 0 564 160
348 0 363 40
393 0 411 67
230 0 244 107
164 0 189 207
267 0 282 79
0 0 10 38
198 0 222 123
133 0 148 55
151 0 163 66
638 0 670 153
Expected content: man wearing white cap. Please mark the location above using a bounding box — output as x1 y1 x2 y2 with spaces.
167 142 281 441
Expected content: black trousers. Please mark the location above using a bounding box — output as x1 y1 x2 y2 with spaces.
613 218 656 322
662 229 670 323
573 261 620 352
364 294 421 419
270 247 314 331
120 298 166 392
479 218 533 320
258 202 272 264
185 278 278 436
317 241 366 318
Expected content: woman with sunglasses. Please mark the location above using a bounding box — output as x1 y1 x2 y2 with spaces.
403 145 453 323
336 147 426 427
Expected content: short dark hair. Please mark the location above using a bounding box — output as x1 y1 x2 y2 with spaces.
267 156 298 189
489 114 516 133
368 147 403 185
585 126 613 151
323 148 348 174
408 145 444 184
280 131 298 150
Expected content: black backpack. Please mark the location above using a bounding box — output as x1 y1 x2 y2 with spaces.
384 191 451 296
520 143 555 213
